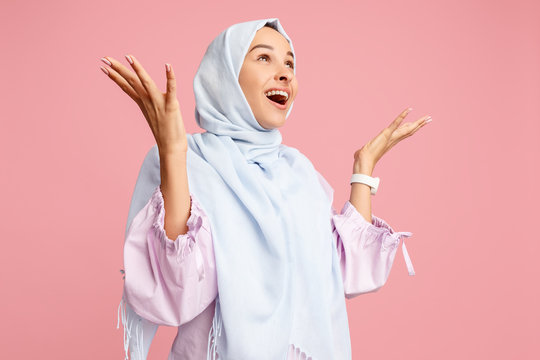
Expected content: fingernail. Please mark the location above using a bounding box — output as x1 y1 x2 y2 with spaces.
100 66 109 75
425 118 432 123
165 63 171 72
125 55 133 64
100 57 112 66
407 107 413 112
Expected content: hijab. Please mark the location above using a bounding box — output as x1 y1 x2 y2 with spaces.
125 18 352 359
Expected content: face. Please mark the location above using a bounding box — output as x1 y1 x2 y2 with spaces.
239 26 298 130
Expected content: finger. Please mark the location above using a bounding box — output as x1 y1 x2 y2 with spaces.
164 63 178 110
412 116 432 133
417 115 431 126
101 56 148 97
400 115 432 139
124 54 164 107
399 115 430 130
388 107 413 132
100 58 142 105
405 121 428 138
411 115 432 131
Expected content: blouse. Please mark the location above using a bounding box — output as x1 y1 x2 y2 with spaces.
118 172 415 360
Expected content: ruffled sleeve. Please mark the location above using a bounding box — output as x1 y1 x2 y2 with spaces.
123 185 218 326
315 170 415 300
332 201 415 299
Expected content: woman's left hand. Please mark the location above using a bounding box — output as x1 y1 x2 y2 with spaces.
353 107 431 171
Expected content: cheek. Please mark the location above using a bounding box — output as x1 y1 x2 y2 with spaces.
245 80 262 102
292 79 299 97
239 66 257 94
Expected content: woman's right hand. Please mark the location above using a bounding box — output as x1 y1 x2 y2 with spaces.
100 54 188 154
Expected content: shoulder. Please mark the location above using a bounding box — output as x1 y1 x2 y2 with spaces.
279 144 333 200
279 143 313 166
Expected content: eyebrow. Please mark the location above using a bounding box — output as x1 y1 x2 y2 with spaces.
248 44 294 59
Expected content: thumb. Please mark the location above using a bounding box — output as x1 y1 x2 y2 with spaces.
389 107 412 131
164 63 178 108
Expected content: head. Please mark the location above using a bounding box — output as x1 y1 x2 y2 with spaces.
193 19 295 164
238 24 298 130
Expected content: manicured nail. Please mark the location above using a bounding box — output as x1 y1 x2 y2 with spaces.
425 118 432 123
407 107 413 112
125 55 133 64
165 63 171 72
100 66 109 75
101 57 112 66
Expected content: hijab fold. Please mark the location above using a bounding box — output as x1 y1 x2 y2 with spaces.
125 18 352 359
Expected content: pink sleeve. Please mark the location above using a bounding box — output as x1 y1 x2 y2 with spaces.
315 171 415 300
332 202 415 299
123 185 218 326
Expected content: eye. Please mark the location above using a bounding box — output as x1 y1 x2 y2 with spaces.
257 54 295 69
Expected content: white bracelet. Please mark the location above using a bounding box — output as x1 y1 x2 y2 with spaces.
350 173 380 195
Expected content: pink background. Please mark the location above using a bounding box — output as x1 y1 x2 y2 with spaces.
1 0 538 358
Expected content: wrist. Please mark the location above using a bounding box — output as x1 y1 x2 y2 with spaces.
353 160 374 175
159 147 188 159
158 139 189 157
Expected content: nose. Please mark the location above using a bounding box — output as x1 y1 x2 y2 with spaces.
275 66 293 83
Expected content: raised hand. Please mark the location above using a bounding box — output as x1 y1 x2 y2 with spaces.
353 107 432 170
100 54 188 154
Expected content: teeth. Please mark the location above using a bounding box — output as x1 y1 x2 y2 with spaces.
265 90 289 100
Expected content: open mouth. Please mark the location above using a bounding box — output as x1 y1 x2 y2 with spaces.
266 93 288 106
265 92 289 110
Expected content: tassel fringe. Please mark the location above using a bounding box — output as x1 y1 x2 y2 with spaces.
207 297 223 360
288 344 314 360
117 295 145 360
203 297 316 360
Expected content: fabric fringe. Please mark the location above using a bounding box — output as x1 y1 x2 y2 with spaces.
288 343 314 360
204 298 316 360
207 297 223 360
117 295 144 360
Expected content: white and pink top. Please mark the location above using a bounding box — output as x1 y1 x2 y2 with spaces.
118 173 415 359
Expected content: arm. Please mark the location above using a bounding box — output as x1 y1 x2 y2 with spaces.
159 149 191 239
348 159 374 224
315 170 415 300
123 184 218 326
100 54 191 241
348 106 431 224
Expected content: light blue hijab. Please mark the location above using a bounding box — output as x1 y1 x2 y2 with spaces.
126 18 351 359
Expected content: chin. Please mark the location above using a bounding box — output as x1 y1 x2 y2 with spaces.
259 118 286 130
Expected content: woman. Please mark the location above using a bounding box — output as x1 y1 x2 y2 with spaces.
101 18 429 360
